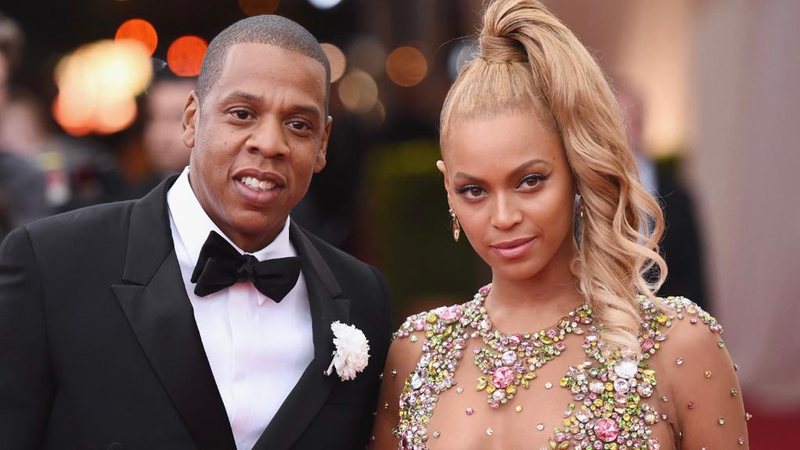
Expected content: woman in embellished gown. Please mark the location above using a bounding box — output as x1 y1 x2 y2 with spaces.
370 0 749 449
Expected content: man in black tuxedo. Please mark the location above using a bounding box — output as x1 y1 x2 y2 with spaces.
0 15 391 450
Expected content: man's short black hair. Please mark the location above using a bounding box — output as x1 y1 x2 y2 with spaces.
196 15 330 112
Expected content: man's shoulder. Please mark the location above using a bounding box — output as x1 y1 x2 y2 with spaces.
21 200 145 259
28 200 137 233
297 226 372 272
294 225 387 293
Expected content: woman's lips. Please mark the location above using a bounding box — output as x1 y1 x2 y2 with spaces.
490 237 536 259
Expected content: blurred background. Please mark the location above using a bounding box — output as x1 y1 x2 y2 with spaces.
1 0 797 446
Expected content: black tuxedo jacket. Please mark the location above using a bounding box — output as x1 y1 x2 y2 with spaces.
0 177 392 450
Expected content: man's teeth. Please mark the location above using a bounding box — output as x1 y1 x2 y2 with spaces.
240 176 276 191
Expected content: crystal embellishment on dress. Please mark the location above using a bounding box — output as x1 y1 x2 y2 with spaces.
473 286 591 408
614 359 638 378
391 287 724 450
594 418 620 442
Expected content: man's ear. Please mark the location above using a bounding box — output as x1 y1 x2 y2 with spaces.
314 115 333 173
181 91 199 148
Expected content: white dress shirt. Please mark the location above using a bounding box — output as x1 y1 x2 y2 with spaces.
167 168 314 450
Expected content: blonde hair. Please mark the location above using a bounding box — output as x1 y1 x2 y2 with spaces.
441 0 667 358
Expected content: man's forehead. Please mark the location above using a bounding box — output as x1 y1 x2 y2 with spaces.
223 42 324 72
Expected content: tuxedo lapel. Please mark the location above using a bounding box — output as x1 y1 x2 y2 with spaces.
111 178 236 450
252 223 351 450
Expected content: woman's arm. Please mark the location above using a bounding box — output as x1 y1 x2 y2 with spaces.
369 330 424 449
655 303 749 449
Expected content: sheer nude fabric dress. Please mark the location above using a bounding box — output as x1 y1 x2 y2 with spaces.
371 289 749 450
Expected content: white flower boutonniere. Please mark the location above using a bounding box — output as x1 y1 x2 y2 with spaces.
324 321 370 381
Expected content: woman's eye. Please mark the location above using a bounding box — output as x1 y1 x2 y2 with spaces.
457 185 485 199
519 174 547 189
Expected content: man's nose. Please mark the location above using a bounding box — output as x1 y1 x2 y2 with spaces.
246 119 289 158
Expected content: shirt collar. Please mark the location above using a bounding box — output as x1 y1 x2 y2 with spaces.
166 167 296 266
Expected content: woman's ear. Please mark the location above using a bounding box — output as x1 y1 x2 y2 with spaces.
436 160 450 190
436 159 455 208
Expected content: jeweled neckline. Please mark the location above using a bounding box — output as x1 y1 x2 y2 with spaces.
473 283 591 337
472 284 593 408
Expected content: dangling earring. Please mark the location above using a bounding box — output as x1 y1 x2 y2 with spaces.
573 194 584 246
449 208 461 242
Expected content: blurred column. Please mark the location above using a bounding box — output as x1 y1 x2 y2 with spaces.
692 0 800 410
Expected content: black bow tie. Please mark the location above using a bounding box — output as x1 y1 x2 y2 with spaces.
190 231 302 301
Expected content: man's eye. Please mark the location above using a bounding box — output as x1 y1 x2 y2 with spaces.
231 110 252 120
288 120 311 131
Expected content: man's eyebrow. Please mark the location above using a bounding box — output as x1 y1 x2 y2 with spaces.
220 90 261 103
220 90 323 118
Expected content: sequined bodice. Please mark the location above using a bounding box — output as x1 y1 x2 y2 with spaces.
392 289 723 450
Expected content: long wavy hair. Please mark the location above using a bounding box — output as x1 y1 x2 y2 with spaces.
440 0 667 358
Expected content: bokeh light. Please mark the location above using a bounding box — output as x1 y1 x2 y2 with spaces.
238 0 280 16
337 69 378 114
308 0 342 10
367 100 386 126
321 43 346 83
52 93 94 137
52 39 151 135
347 36 387 77
94 97 137 135
385 46 428 87
167 35 208 77
115 18 158 56
55 39 152 99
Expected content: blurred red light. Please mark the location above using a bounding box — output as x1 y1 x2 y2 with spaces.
167 36 208 77
115 19 158 56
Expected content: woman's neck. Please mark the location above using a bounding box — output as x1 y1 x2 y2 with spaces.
485 265 583 334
